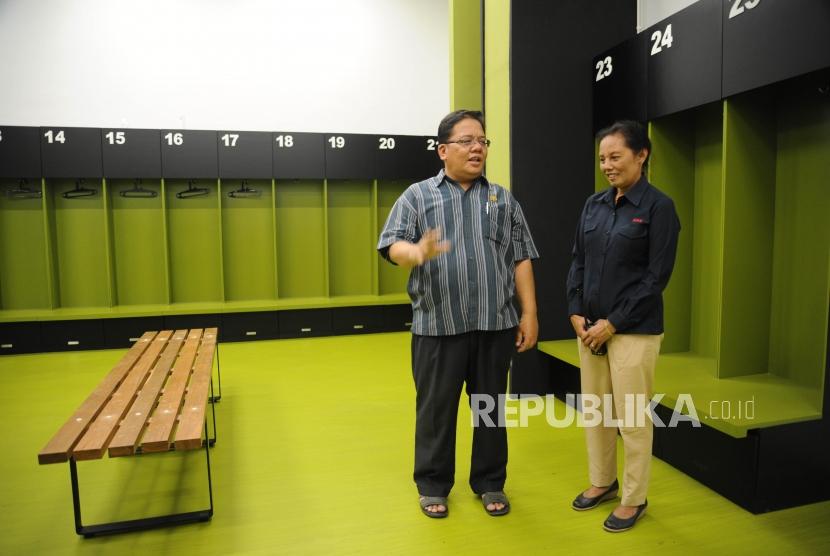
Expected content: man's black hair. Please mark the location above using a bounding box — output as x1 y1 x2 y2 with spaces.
437 110 486 143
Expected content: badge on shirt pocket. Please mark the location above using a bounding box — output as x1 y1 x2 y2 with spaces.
485 195 509 245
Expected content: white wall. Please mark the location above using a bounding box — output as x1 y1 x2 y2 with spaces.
0 0 448 135
637 0 701 32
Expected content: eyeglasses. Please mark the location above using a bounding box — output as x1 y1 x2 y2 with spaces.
444 137 491 148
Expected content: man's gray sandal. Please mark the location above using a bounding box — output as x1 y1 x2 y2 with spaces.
419 496 448 518
481 491 510 516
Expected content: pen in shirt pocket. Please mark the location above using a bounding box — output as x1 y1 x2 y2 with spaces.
485 194 497 215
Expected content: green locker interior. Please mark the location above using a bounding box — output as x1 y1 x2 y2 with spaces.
0 178 413 319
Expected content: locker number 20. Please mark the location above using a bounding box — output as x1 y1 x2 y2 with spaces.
378 137 395 150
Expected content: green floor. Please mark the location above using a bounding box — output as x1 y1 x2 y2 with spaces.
2 332 829 555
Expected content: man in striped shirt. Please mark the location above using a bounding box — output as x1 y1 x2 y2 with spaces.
377 110 539 518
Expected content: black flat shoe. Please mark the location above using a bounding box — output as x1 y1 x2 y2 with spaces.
571 479 619 511
603 500 647 532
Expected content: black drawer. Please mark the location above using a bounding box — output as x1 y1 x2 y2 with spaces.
331 306 385 335
41 319 105 352
163 313 221 332
221 311 279 342
103 316 165 349
0 321 42 355
278 309 331 338
383 304 413 332
653 404 758 510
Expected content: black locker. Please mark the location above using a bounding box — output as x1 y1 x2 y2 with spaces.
331 306 385 335
220 311 279 342
645 0 722 119
324 133 376 179
40 127 103 178
218 131 272 179
101 129 162 179
375 135 421 179
383 304 413 332
592 35 647 132
722 0 830 97
272 132 326 179
160 130 218 178
40 319 106 352
163 313 221 331
415 136 442 179
278 309 332 338
0 322 42 355
102 316 165 349
0 126 42 178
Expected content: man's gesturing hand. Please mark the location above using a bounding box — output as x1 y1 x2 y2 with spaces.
413 228 451 266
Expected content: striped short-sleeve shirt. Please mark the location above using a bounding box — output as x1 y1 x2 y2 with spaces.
377 169 539 336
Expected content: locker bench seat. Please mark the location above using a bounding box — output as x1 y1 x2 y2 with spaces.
38 328 219 537
537 339 822 439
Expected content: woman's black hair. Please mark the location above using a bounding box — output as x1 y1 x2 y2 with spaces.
596 120 651 170
437 110 486 143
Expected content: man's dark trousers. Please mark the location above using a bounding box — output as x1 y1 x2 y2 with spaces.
411 328 515 497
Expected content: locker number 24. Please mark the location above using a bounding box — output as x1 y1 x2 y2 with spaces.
650 23 674 56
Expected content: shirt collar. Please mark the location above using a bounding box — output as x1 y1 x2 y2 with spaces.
600 174 648 207
434 168 489 189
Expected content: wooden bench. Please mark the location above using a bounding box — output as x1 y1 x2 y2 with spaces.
38 328 221 537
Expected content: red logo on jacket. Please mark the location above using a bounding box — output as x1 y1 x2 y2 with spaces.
632 217 644 223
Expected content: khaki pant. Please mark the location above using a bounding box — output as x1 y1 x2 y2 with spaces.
578 333 663 506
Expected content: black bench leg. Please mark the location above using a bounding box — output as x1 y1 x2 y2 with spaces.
209 343 222 403
208 378 218 447
69 420 215 538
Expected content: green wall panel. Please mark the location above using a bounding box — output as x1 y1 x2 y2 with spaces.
593 139 606 193
719 95 777 378
0 180 50 309
377 180 411 296
108 180 168 306
48 179 110 308
649 116 694 354
690 104 725 362
328 180 373 297
165 180 223 303
275 180 326 299
221 180 277 302
648 104 724 361
768 89 830 393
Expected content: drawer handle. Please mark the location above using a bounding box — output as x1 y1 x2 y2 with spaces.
67 340 80 346
1 343 12 349
300 328 312 333
129 337 141 342
245 331 257 336
353 324 364 330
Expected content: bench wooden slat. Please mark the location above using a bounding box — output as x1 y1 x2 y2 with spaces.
107 330 189 457
72 330 173 461
37 331 158 465
141 329 204 453
174 328 218 450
